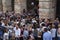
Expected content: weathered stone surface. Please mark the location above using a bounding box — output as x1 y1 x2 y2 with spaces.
39 0 56 19
2 0 12 12
1 0 56 19
0 0 3 11
14 0 26 13
14 0 21 13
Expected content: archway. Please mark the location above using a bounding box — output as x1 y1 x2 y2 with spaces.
56 0 60 20
26 0 39 17
26 0 39 26
26 0 39 11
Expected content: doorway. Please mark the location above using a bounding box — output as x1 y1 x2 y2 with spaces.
26 0 39 19
26 0 39 26
56 0 60 19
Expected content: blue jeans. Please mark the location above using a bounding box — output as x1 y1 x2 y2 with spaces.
58 37 60 40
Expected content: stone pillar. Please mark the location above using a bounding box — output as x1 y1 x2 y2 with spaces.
14 0 26 13
2 0 12 12
39 0 56 19
0 0 3 11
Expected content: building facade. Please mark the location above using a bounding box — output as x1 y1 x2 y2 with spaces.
0 0 56 19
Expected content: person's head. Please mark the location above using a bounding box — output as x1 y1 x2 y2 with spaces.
6 11 8 13
52 23 55 28
15 24 19 29
44 28 48 32
42 24 45 26
4 28 8 33
55 17 59 20
42 19 45 22
58 24 60 28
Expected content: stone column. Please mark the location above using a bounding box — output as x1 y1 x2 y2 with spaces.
2 0 12 13
0 0 3 11
14 0 26 13
39 0 56 19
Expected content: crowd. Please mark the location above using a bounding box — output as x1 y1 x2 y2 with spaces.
0 9 60 40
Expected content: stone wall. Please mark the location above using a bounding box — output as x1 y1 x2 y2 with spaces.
0 0 56 19
14 0 21 13
0 0 3 11
2 0 12 12
14 0 26 13
39 0 56 19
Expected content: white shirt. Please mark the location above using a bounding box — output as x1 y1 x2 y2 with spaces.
37 28 40 32
48 31 51 34
1 22 5 26
57 28 60 37
20 22 25 26
3 32 9 40
13 27 21 37
21 19 26 22
32 19 37 23
32 29 34 32
50 28 56 37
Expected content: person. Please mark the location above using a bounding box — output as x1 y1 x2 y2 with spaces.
20 27 24 40
50 26 56 40
1 20 5 26
27 36 34 40
3 29 9 40
54 18 59 29
0 25 5 40
57 25 60 40
13 24 21 40
23 28 29 40
0 28 3 40
43 28 52 40
32 18 37 24
33 29 38 40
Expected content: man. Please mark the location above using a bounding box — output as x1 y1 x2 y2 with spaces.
13 24 21 40
54 18 59 29
43 28 52 40
50 26 56 40
23 28 29 40
33 29 38 40
0 25 5 40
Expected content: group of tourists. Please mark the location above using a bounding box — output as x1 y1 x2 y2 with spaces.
0 9 60 40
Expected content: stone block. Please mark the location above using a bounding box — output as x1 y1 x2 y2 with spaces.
39 2 52 9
